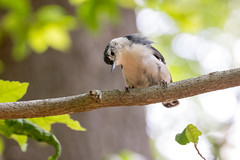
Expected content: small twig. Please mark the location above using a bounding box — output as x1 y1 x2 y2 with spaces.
194 143 206 160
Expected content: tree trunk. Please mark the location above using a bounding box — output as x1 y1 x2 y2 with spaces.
0 1 151 160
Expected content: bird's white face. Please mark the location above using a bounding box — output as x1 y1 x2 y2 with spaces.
103 37 131 71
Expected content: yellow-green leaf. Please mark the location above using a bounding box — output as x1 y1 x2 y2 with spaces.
28 114 86 131
11 134 28 152
175 124 202 145
0 79 29 103
185 124 202 143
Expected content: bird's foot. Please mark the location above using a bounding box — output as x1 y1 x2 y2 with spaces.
160 80 168 88
125 86 134 93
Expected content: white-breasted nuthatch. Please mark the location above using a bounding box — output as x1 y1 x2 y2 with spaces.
103 34 179 108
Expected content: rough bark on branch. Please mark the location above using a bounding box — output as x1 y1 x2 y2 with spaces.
0 68 240 119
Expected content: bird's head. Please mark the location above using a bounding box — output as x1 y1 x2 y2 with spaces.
104 37 129 71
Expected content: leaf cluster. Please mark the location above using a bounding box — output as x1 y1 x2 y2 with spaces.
0 79 85 160
175 124 202 145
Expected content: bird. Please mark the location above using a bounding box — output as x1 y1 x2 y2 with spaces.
103 34 179 108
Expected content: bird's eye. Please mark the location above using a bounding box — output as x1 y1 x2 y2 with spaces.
111 51 115 56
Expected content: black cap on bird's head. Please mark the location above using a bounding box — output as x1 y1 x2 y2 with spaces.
104 44 112 64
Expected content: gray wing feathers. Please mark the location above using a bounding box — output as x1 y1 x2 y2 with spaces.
151 46 166 64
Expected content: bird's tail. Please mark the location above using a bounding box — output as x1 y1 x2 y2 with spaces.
162 100 179 108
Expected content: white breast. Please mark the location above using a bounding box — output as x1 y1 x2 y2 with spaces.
117 44 172 88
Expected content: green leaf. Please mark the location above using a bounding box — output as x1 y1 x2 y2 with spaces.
175 124 202 145
0 119 28 152
11 134 28 152
0 120 12 137
185 124 202 143
28 114 86 131
5 119 61 160
175 128 190 145
0 79 29 103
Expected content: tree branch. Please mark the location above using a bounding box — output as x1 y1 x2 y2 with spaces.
0 68 240 119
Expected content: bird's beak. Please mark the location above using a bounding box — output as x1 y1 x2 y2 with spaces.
111 60 116 72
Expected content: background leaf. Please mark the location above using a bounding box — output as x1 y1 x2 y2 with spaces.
11 134 28 152
28 114 86 131
0 79 29 103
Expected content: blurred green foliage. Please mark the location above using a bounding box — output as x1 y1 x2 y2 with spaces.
73 0 135 30
0 0 136 63
145 0 230 33
0 0 31 60
76 0 120 30
0 0 230 65
0 0 76 60
28 5 76 53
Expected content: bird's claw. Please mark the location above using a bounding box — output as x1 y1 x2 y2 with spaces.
125 87 131 93
160 80 168 88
